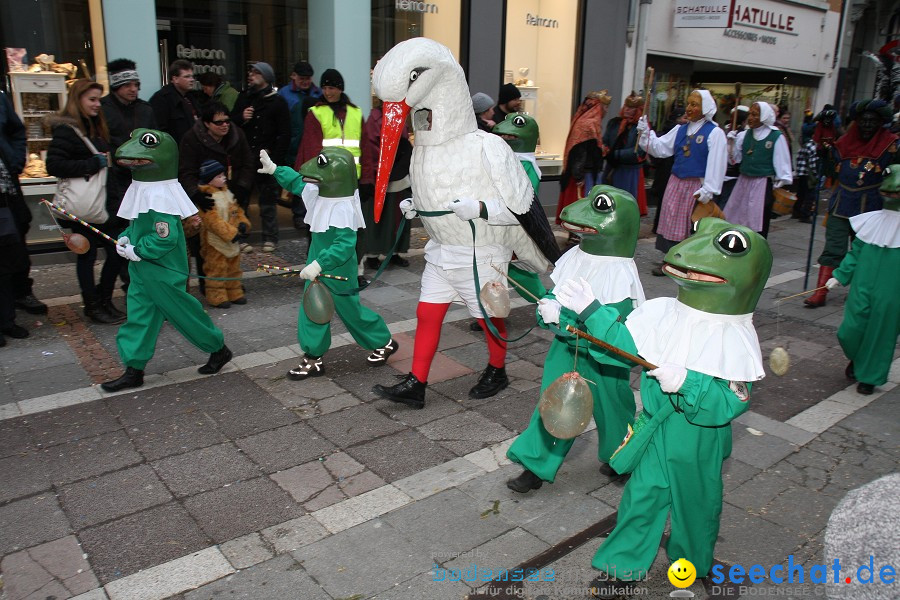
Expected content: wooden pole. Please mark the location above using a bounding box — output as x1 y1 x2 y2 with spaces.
731 82 742 131
564 324 658 370
634 67 655 153
491 265 542 303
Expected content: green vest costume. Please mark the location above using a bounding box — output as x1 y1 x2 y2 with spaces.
310 104 363 176
740 129 780 177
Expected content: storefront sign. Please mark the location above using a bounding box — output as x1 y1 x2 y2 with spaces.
395 0 438 13
722 28 777 45
731 3 797 35
674 0 735 28
176 44 227 76
526 13 559 28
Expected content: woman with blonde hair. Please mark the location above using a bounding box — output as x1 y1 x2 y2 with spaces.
46 79 126 324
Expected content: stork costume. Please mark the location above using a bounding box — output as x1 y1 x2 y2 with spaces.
724 102 792 236
553 218 771 594
370 38 558 408
506 186 644 493
102 129 232 392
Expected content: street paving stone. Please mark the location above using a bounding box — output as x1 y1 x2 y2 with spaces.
40 430 142 486
126 411 228 462
344 428 457 483
59 464 172 530
25 401 121 448
184 554 331 600
0 535 98 600
0 450 50 504
151 442 262 498
0 417 33 458
0 494 71 556
307 403 406 447
234 422 335 473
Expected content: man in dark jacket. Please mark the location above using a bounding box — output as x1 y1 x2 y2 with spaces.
0 90 46 320
231 62 290 252
149 59 199 145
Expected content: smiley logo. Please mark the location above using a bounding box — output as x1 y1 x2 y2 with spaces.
668 558 696 588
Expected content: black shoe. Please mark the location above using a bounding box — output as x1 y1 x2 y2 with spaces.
210 301 232 309
598 463 619 477
372 373 426 409
1 324 29 339
367 338 399 365
101 367 144 392
469 365 509 399
845 361 855 381
365 257 381 270
506 469 543 493
15 294 48 315
100 297 127 320
84 297 125 325
469 321 483 332
857 382 875 395
288 355 324 380
390 255 410 267
651 264 665 277
231 297 247 305
357 275 370 287
198 345 232 374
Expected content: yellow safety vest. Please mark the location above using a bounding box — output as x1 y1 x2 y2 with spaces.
310 104 362 176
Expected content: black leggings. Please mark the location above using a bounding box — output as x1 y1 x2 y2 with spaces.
70 221 125 298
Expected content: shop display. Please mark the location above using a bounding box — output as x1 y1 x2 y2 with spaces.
22 154 48 178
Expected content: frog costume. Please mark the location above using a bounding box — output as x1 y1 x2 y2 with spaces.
102 129 231 392
553 218 771 593
506 186 644 492
265 147 397 379
828 164 900 395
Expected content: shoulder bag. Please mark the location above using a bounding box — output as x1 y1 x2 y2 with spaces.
54 125 109 224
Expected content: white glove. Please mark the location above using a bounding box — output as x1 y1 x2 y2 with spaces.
649 363 688 394
446 197 481 221
773 180 786 189
693 189 712 204
258 150 276 175
538 299 561 325
117 244 142 262
555 277 596 315
726 130 738 140
299 260 322 280
399 198 417 220
636 115 650 135
825 277 841 290
117 236 130 247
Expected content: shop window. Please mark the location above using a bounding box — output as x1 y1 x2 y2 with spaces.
371 0 461 67
503 0 578 160
1 0 95 79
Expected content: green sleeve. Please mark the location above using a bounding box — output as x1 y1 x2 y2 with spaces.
675 372 752 426
578 300 640 369
133 211 180 261
118 223 133 241
273 165 307 195
832 237 863 286
522 161 540 194
315 227 357 272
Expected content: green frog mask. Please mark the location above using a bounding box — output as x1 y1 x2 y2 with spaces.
558 185 640 258
663 218 772 315
115 129 179 182
880 164 900 211
299 147 358 198
492 113 539 154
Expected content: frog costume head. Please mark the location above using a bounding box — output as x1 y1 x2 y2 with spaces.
492 113 539 153
558 185 640 258
115 129 179 182
880 164 900 211
663 218 772 315
299 147 358 198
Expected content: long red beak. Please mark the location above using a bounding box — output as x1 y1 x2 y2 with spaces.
375 100 410 223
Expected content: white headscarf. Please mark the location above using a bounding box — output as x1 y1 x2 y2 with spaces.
755 102 776 128
694 89 717 122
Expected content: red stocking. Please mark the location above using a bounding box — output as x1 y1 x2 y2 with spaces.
411 302 450 382
477 317 507 368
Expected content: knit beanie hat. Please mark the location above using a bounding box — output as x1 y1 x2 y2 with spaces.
250 62 275 84
498 83 521 105
850 98 893 123
108 58 140 89
200 159 226 184
293 61 314 77
320 68 344 90
471 92 494 114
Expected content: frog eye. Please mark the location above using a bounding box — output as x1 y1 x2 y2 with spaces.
716 230 749 254
316 153 328 167
592 193 614 212
139 132 160 147
513 115 527 127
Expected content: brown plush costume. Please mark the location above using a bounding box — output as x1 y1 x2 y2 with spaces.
198 184 251 305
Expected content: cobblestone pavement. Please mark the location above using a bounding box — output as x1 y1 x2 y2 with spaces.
0 212 897 600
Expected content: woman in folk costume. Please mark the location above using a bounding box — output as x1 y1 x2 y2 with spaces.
601 92 648 216
723 102 792 237
556 91 612 228
637 89 727 276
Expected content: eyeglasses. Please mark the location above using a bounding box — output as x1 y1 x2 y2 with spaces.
210 119 231 125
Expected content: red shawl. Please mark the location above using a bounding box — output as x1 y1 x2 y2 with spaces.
834 123 897 160
563 98 607 170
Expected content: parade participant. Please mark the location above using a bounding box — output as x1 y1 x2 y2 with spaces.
637 90 727 276
602 92 648 216
552 218 771 597
825 164 900 395
369 38 559 409
196 159 251 308
723 102 792 237
101 129 232 392
258 147 398 379
805 99 898 307
791 122 819 222
556 90 612 234
506 186 644 493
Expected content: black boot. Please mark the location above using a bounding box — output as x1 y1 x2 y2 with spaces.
15 294 48 315
101 367 144 392
198 345 232 374
857 382 875 395
469 365 509 399
372 373 426 409
98 286 127 322
506 469 543 493
83 294 122 325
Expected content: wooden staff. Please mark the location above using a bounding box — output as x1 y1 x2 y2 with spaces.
731 82 742 131
257 264 348 281
491 265 542 303
565 324 658 370
42 200 119 245
634 67 655 153
774 285 827 304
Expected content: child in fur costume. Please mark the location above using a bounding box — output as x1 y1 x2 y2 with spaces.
197 159 251 308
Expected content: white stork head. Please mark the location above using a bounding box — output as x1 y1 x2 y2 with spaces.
370 37 476 221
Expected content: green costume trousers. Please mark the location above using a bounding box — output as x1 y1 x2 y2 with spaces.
818 212 853 267
116 211 224 370
507 298 635 481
